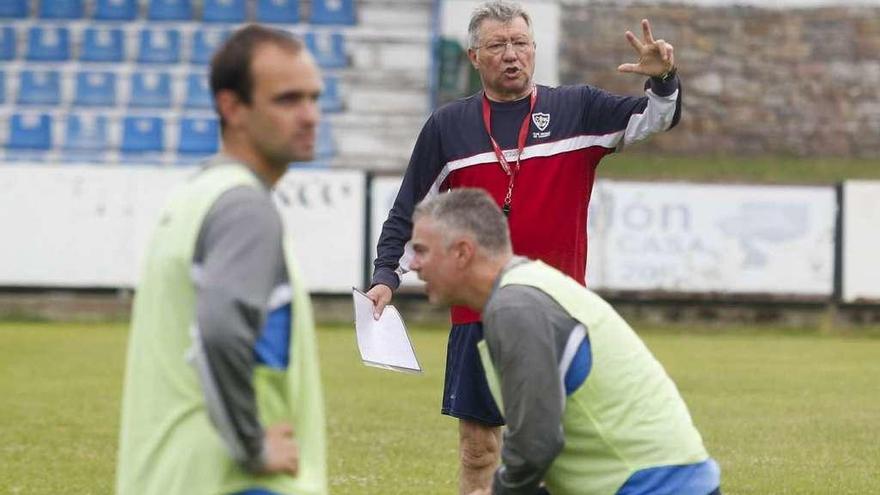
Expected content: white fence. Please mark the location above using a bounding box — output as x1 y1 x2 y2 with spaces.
586 181 837 296
0 165 877 302
842 181 880 303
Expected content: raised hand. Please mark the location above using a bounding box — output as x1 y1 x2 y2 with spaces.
617 19 675 78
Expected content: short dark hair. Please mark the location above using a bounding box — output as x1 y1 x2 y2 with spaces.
209 24 303 126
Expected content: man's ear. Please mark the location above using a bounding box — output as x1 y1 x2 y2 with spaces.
215 90 244 129
452 237 476 268
467 48 480 70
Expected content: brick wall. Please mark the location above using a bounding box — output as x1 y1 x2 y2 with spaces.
560 3 880 157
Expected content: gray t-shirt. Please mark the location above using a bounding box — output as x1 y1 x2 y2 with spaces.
190 157 289 472
483 257 585 495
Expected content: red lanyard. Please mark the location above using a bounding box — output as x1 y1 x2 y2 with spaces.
481 86 537 216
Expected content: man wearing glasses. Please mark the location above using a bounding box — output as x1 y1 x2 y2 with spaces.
366 2 681 492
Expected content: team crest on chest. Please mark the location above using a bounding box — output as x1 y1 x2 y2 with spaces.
532 112 550 131
531 112 551 138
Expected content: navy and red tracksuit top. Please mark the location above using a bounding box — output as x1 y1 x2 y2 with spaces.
372 76 682 325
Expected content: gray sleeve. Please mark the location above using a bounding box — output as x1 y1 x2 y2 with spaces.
483 286 568 495
191 185 286 473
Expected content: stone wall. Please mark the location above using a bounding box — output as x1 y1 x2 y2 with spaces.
560 3 880 157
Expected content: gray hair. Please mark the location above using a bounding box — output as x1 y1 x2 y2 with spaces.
414 189 512 256
467 1 533 49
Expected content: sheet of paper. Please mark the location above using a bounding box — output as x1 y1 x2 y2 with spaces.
352 288 422 374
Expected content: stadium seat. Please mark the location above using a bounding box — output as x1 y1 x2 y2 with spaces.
64 114 109 154
0 0 28 18
184 73 212 109
94 0 138 21
0 26 15 60
74 71 117 107
129 72 172 108
147 0 192 21
137 28 181 64
202 0 246 23
255 0 299 24
39 0 84 18
26 26 70 62
80 27 125 63
309 0 355 25
304 31 347 69
191 28 229 66
0 70 6 104
316 120 334 158
7 113 52 151
121 116 164 154
17 70 61 106
177 117 219 157
319 75 342 113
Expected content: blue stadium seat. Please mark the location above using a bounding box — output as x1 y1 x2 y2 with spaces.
316 120 334 158
147 0 192 21
255 0 299 23
0 70 6 104
177 117 219 156
129 72 172 108
184 73 212 109
7 113 52 151
202 0 246 23
121 116 164 154
17 70 61 106
40 0 84 18
80 27 125 63
26 26 70 62
94 0 138 21
0 27 15 60
74 71 117 107
191 28 229 66
137 28 181 64
0 0 28 18
64 114 109 153
304 31 346 68
309 0 355 25
320 75 342 113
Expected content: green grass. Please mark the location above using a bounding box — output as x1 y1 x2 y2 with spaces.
600 154 880 184
1 321 879 494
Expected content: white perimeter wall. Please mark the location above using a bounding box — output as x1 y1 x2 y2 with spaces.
842 181 880 303
2 165 876 301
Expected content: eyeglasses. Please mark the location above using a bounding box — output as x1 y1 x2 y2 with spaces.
475 39 534 55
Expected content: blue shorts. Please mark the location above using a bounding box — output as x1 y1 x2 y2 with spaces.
441 322 505 426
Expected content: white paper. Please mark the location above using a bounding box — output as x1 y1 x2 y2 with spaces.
352 288 422 373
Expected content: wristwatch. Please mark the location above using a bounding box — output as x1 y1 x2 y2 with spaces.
656 66 677 82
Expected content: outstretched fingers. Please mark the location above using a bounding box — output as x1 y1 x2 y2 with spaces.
625 30 644 53
641 18 654 44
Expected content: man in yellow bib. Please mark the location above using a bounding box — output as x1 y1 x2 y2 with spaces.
409 188 721 495
116 25 327 495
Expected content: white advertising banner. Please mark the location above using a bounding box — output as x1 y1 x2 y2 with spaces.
842 181 880 302
586 181 836 296
369 175 424 290
0 165 365 293
274 169 366 293
0 164 192 287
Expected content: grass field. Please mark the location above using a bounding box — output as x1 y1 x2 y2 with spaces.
2 321 879 494
601 154 880 184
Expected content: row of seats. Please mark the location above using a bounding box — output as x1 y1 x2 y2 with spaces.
0 0 355 24
4 113 335 161
0 26 348 67
0 69 343 111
